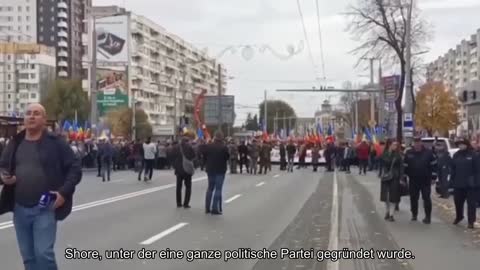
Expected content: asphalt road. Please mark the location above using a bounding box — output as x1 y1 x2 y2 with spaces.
0 167 478 270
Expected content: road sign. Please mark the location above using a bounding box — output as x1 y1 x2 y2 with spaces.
203 95 235 125
383 75 401 103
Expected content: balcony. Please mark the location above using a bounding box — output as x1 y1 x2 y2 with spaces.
57 1 68 10
58 40 68 48
58 71 68 77
58 31 68 38
58 21 68 29
58 61 68 67
58 12 68 19
58 50 68 58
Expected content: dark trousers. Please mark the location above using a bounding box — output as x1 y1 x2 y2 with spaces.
239 157 249 173
344 159 351 172
326 158 333 171
438 173 450 198
229 159 237 174
409 183 432 218
138 159 154 180
97 156 102 176
176 174 192 207
280 156 286 170
358 159 368 174
454 188 478 224
158 157 167 170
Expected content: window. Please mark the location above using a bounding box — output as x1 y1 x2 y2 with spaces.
7 94 11 99
50 7 54 12
26 25 29 31
7 74 11 80
30 64 35 69
7 104 10 109
39 36 43 42
18 26 21 31
7 64 11 71
50 36 54 41
30 93 36 99
18 36 22 41
39 16 43 22
39 26 43 32
26 6 29 12
7 84 11 90
30 73 35 79
7 16 12 22
39 6 43 12
18 6 21 12
50 17 54 22
7 7 12 11
51 26 54 31
26 16 29 21
18 16 21 22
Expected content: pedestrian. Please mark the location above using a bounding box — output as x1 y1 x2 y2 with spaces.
259 141 270 174
279 141 286 171
311 143 320 172
451 138 478 229
98 137 114 182
297 143 307 169
343 142 354 173
286 140 296 172
238 141 249 174
380 141 403 222
403 137 437 224
248 140 259 175
95 139 102 177
0 103 82 270
204 131 230 215
435 142 452 199
324 142 335 172
138 137 157 181
357 140 369 175
172 134 196 208
132 139 143 173
228 139 239 174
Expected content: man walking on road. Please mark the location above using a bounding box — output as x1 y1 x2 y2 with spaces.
98 137 114 182
0 103 82 270
357 140 370 175
404 137 437 224
138 137 157 181
171 134 196 208
286 140 296 173
203 131 229 215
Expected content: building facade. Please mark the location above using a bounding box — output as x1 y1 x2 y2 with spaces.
0 43 56 116
83 6 228 137
0 0 90 79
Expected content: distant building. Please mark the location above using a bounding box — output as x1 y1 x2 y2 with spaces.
0 43 56 116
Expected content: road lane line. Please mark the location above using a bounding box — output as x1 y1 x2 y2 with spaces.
110 178 126 183
140 222 189 245
225 194 242 204
256 182 265 187
0 176 208 231
273 174 280 178
327 170 339 270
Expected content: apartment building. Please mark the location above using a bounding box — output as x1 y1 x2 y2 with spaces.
426 28 480 134
0 43 56 116
83 6 228 136
0 0 91 79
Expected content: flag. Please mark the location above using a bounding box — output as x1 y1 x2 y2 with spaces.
197 128 204 140
327 124 333 136
62 120 72 132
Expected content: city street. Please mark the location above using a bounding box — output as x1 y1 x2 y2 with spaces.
0 167 478 270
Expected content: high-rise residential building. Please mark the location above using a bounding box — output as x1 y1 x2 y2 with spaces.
0 43 56 116
426 28 480 133
0 0 91 79
83 6 228 137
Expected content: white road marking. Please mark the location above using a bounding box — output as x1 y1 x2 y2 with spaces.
327 170 339 270
273 174 280 178
0 176 208 231
110 178 126 183
140 222 189 245
225 194 242 204
256 182 265 187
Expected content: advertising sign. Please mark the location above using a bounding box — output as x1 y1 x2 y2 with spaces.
96 15 129 64
203 96 235 125
382 75 401 103
96 67 129 116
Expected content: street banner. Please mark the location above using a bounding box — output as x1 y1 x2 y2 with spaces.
96 67 129 116
96 15 129 64
382 75 401 103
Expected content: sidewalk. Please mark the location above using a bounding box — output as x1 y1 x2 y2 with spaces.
342 171 480 270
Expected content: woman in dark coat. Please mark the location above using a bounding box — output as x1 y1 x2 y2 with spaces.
380 141 403 222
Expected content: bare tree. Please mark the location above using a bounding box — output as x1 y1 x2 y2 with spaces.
346 0 431 141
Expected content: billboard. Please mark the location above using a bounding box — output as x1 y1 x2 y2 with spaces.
203 96 235 125
382 75 401 103
95 15 128 64
96 67 129 116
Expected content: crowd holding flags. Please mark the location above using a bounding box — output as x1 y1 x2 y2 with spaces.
61 120 93 141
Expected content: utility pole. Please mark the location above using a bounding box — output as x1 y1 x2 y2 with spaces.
369 58 375 127
264 90 267 133
274 111 278 134
132 90 136 140
378 60 384 129
283 112 286 137
403 0 414 143
355 92 359 133
90 16 98 127
217 64 222 133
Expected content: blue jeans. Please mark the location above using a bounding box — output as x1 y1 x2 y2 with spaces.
13 204 58 270
206 173 226 212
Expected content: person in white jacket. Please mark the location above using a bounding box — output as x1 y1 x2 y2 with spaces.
138 137 157 181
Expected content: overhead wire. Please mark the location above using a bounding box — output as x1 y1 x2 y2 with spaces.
296 0 317 77
315 0 327 80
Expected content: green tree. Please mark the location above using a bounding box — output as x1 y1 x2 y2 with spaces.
106 107 152 140
259 100 296 133
42 79 90 123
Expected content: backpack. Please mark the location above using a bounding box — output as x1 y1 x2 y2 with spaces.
180 144 195 176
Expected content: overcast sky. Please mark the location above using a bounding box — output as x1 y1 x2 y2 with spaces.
94 0 480 125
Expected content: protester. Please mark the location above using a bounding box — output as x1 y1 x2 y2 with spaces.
238 141 249 174
380 141 403 222
435 142 452 199
286 140 296 173
357 140 370 175
311 143 320 172
171 134 196 208
203 131 230 215
138 137 157 181
98 137 114 182
248 140 259 175
279 141 286 171
0 103 82 270
228 139 239 174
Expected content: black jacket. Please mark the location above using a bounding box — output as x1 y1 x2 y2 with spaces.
0 130 82 220
170 141 196 176
436 150 452 178
451 149 477 188
238 144 248 159
203 141 230 174
404 147 437 185
286 144 296 158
